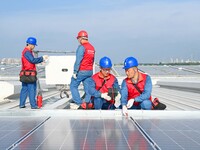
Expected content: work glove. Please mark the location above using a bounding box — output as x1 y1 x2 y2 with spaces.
122 105 128 116
43 55 49 61
114 92 121 108
127 98 135 108
101 93 111 101
72 73 77 79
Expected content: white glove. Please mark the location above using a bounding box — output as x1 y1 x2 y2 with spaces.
72 73 77 79
43 55 48 61
122 105 128 116
101 93 111 101
114 92 121 108
127 98 135 108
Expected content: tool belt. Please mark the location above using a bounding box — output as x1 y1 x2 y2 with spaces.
19 70 37 83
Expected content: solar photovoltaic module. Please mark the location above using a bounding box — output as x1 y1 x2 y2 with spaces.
0 110 200 150
134 119 200 150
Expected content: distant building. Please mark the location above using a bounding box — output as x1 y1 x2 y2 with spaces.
0 58 20 65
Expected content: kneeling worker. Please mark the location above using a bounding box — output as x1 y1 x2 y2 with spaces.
121 57 152 115
87 56 121 109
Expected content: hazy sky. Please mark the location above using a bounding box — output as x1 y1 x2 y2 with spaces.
0 0 200 63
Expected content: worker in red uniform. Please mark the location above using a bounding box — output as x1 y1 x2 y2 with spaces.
70 30 95 109
86 56 121 109
19 37 48 109
121 57 152 115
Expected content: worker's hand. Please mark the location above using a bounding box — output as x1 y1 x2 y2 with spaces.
114 92 121 108
72 73 77 79
122 105 128 116
43 55 48 61
101 93 111 101
127 98 135 108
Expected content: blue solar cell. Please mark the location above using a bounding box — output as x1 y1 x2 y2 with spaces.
13 117 154 150
1 114 200 150
135 119 200 150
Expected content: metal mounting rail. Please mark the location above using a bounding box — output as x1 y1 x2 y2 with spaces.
7 117 51 150
130 117 161 150
33 50 76 54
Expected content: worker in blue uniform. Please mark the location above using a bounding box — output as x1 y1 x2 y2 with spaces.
86 56 121 109
19 37 48 109
121 57 152 115
70 30 95 109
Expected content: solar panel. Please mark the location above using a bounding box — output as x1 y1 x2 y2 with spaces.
0 110 200 150
13 117 154 150
0 117 49 150
134 119 200 150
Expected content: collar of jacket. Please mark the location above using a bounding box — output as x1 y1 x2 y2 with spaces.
126 71 144 84
98 71 111 80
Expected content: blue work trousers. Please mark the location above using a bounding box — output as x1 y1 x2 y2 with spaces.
129 99 152 110
20 82 37 108
70 70 93 105
94 97 116 110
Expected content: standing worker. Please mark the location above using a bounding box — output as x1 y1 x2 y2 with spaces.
70 30 95 109
121 57 152 115
87 56 121 110
19 37 48 109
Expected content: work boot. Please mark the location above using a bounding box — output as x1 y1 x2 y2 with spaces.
31 106 39 109
78 102 87 109
19 106 26 108
87 103 94 109
70 103 80 109
78 102 94 110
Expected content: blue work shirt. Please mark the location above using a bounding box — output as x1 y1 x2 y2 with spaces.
24 51 43 64
121 75 152 106
73 45 85 74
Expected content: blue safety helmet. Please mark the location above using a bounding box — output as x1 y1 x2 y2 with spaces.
99 56 112 68
26 37 37 46
123 57 138 69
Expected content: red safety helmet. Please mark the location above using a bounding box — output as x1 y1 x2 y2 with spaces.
77 30 88 39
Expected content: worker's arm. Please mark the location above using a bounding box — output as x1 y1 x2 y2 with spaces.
73 45 84 74
24 51 43 64
120 79 128 106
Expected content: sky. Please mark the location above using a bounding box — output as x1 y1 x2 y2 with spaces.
0 0 200 64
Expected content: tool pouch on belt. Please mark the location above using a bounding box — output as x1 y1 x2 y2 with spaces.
152 97 166 110
19 70 37 83
108 88 119 100
131 81 167 110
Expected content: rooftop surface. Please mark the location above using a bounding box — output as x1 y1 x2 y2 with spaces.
0 65 200 149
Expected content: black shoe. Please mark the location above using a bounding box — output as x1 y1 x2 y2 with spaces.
31 106 39 109
78 105 84 109
20 106 26 108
